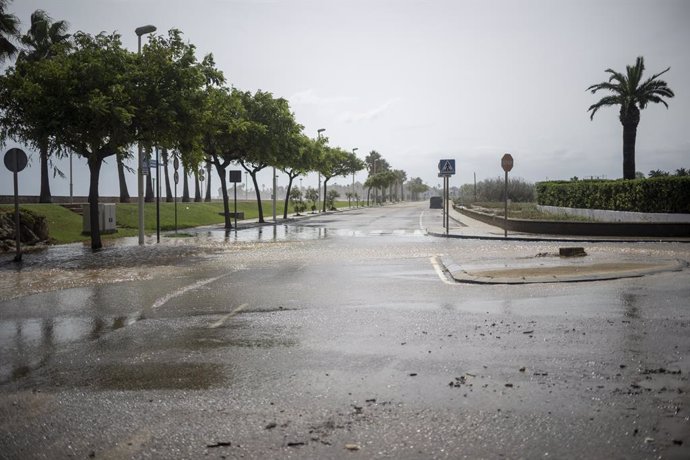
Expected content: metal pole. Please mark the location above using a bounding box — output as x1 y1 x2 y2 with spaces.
156 146 160 243
13 162 21 262
137 34 145 246
174 181 178 235
69 153 73 204
445 176 449 236
272 166 277 223
234 182 238 229
135 25 156 244
504 170 508 238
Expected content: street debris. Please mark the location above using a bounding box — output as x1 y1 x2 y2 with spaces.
207 441 232 448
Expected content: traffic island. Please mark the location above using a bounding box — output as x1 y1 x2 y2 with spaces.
440 256 687 284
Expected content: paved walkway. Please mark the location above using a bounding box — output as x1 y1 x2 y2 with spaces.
422 206 689 284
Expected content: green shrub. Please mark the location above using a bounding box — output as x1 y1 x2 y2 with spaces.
536 177 690 213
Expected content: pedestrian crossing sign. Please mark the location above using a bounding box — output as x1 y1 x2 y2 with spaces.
438 159 455 175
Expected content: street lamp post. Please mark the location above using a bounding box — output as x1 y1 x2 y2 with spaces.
352 147 358 208
317 128 325 212
135 24 157 246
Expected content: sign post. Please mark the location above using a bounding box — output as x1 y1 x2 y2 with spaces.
173 156 179 234
438 159 456 235
229 170 243 230
4 148 28 262
501 153 514 238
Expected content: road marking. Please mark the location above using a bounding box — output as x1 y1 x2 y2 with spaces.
430 256 456 285
419 211 426 232
209 303 249 328
151 273 229 310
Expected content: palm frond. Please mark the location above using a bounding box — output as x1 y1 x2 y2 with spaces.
587 95 623 119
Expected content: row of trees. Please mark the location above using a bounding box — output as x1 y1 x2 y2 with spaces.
0 3 365 249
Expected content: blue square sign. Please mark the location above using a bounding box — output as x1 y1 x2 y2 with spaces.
438 159 455 175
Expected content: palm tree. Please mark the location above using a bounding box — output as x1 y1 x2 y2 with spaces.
0 0 19 63
587 57 674 180
18 9 70 203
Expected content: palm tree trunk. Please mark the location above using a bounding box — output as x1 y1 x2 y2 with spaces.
622 123 638 180
38 140 51 203
194 170 202 202
205 161 212 202
116 156 130 203
182 167 190 202
620 106 640 180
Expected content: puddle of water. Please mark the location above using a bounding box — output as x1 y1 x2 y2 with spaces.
89 363 226 390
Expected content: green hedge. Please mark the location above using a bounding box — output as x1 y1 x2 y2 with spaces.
536 177 690 213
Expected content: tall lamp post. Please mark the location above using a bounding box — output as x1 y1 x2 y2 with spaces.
351 147 358 208
135 24 157 246
317 128 325 212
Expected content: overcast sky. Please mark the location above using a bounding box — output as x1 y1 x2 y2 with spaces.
2 0 689 198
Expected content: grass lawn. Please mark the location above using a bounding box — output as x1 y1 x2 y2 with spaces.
1 200 352 245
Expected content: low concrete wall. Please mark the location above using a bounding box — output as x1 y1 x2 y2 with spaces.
537 205 690 224
458 207 690 238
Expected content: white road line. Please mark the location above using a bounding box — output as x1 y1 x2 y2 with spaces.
151 273 229 310
419 211 426 232
209 303 249 328
430 256 456 285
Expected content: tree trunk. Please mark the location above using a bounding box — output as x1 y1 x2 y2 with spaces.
144 148 153 202
87 155 103 250
117 155 130 203
162 148 173 202
251 172 264 223
213 159 231 229
620 105 640 180
283 175 295 219
205 160 212 202
182 167 190 202
194 170 202 202
322 179 329 213
38 140 51 203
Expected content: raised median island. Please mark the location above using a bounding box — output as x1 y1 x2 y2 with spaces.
456 205 690 238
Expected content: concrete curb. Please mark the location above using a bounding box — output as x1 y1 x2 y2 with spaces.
439 255 688 285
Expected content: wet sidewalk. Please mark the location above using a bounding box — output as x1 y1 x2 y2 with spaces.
422 207 690 284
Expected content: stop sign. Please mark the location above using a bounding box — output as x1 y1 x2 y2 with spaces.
501 153 514 172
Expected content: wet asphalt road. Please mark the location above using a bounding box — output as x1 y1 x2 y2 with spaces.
1 202 689 459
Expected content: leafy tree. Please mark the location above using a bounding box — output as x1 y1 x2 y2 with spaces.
238 90 298 223
304 187 318 212
675 168 688 177
393 169 407 201
289 187 306 214
0 9 71 203
317 147 357 212
587 57 675 179
201 86 248 229
406 177 429 201
648 169 669 178
280 133 318 219
0 0 19 63
135 29 211 204
326 189 340 210
18 31 139 249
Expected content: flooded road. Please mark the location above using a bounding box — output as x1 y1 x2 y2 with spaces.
1 202 689 459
